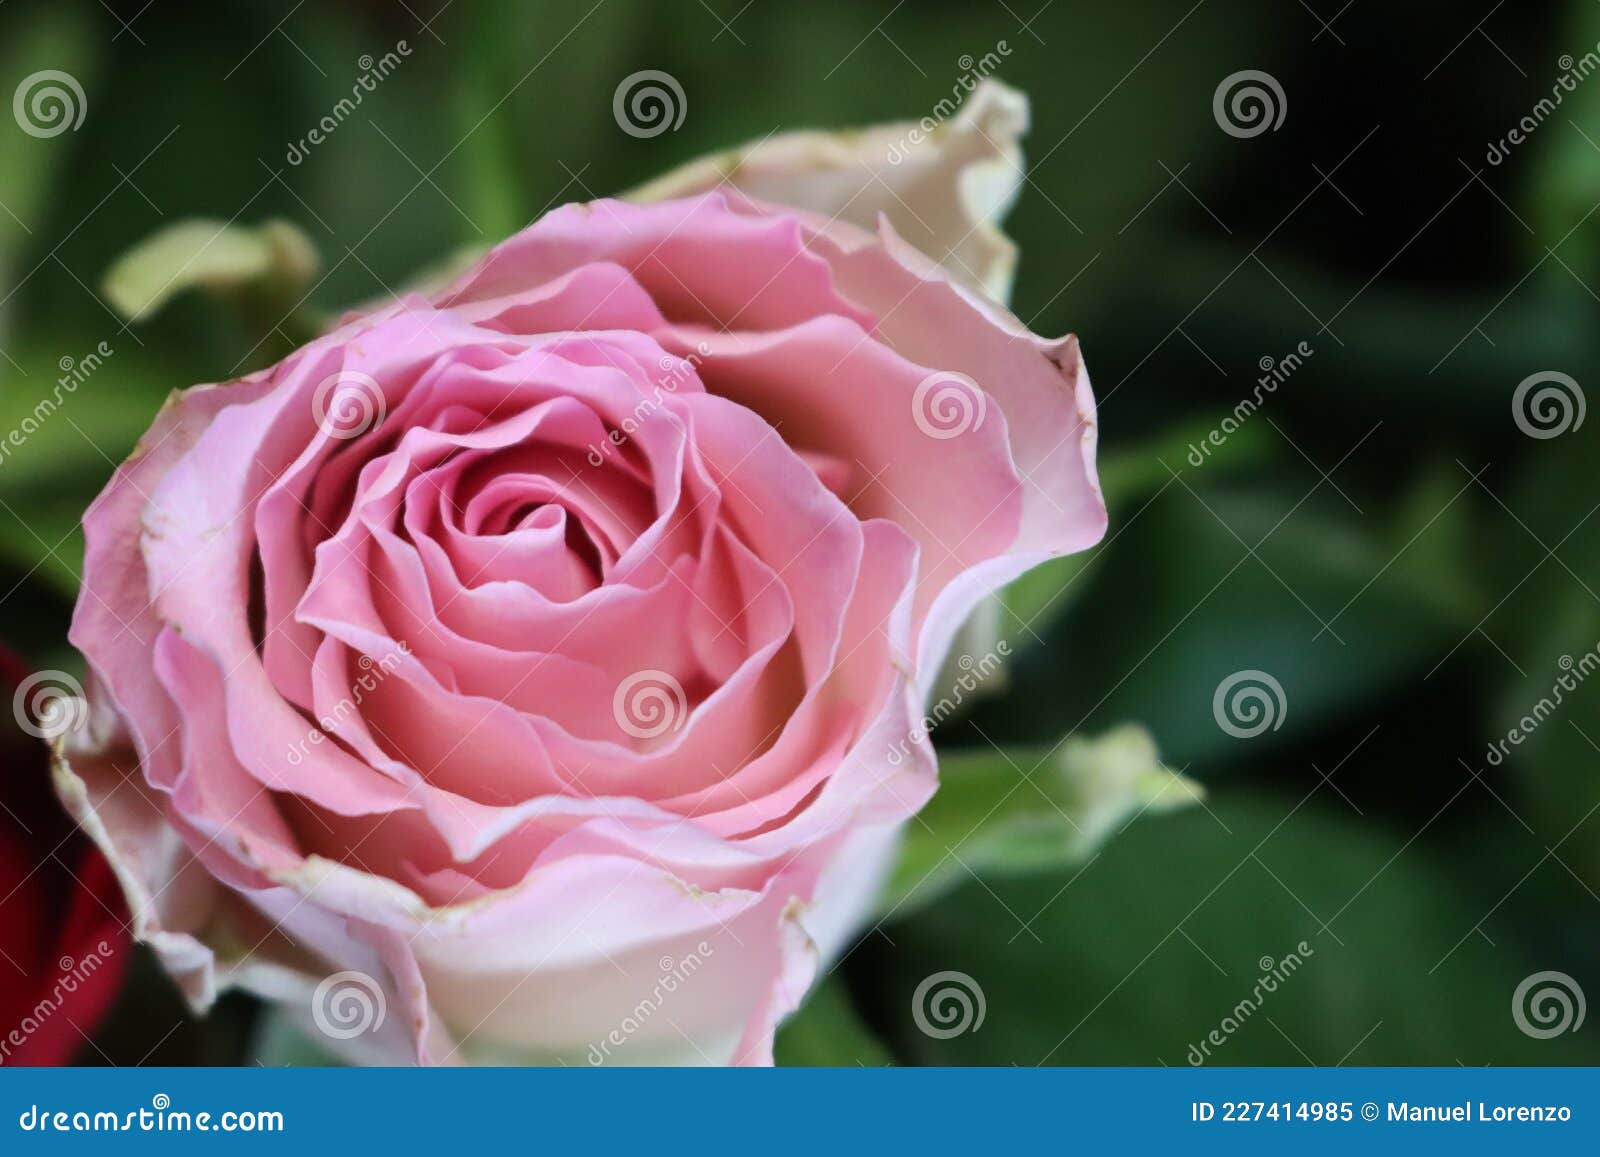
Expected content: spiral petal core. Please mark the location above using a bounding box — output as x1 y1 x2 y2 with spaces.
57 191 1105 1065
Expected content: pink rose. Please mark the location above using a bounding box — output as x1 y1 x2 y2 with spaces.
57 88 1104 1065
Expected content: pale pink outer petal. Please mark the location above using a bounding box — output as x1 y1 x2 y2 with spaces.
630 79 1029 303
786 207 1106 695
52 692 451 1066
50 702 224 1008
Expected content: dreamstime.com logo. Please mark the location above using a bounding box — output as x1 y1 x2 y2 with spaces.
312 970 387 1040
1212 669 1286 739
1187 942 1315 1064
1512 370 1584 439
1512 971 1586 1039
912 971 986 1039
1 942 118 1065
18 1095 283 1134
613 70 686 138
10 670 88 741
1212 70 1286 138
13 69 86 138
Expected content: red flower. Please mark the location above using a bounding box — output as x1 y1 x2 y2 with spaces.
0 647 128 1065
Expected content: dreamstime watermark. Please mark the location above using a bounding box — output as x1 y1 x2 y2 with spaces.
1187 341 1312 466
613 669 688 740
10 669 88 741
1213 70 1286 138
1512 370 1584 439
12 70 86 138
912 371 987 440
587 943 714 1064
1186 942 1315 1064
311 970 387 1040
1512 971 1586 1039
0 942 118 1065
284 643 409 765
17 1095 283 1133
1486 645 1600 766
912 970 986 1038
1212 669 1286 739
1487 48 1600 165
885 42 1012 164
0 341 114 471
285 42 412 165
886 641 1011 767
585 342 712 466
312 369 388 440
613 70 686 138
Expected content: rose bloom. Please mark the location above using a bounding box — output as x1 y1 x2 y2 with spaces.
2 646 128 1065
56 83 1104 1064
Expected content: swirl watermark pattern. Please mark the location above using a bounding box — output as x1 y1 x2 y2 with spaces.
613 70 686 139
313 371 387 440
311 971 387 1040
1512 371 1584 439
13 70 87 138
613 669 688 740
912 372 987 439
11 670 87 740
1212 669 1286 739
1213 70 1286 138
1512 971 1586 1039
912 970 987 1039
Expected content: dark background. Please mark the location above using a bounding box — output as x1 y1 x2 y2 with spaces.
0 0 1596 1065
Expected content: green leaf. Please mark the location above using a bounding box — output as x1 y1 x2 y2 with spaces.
998 461 1482 765
0 5 97 334
1525 2 1600 274
775 976 893 1066
103 218 320 325
878 796 1600 1065
1479 426 1600 892
880 725 1201 920
0 496 82 594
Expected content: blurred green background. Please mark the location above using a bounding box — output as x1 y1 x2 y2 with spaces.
1 0 1597 1065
